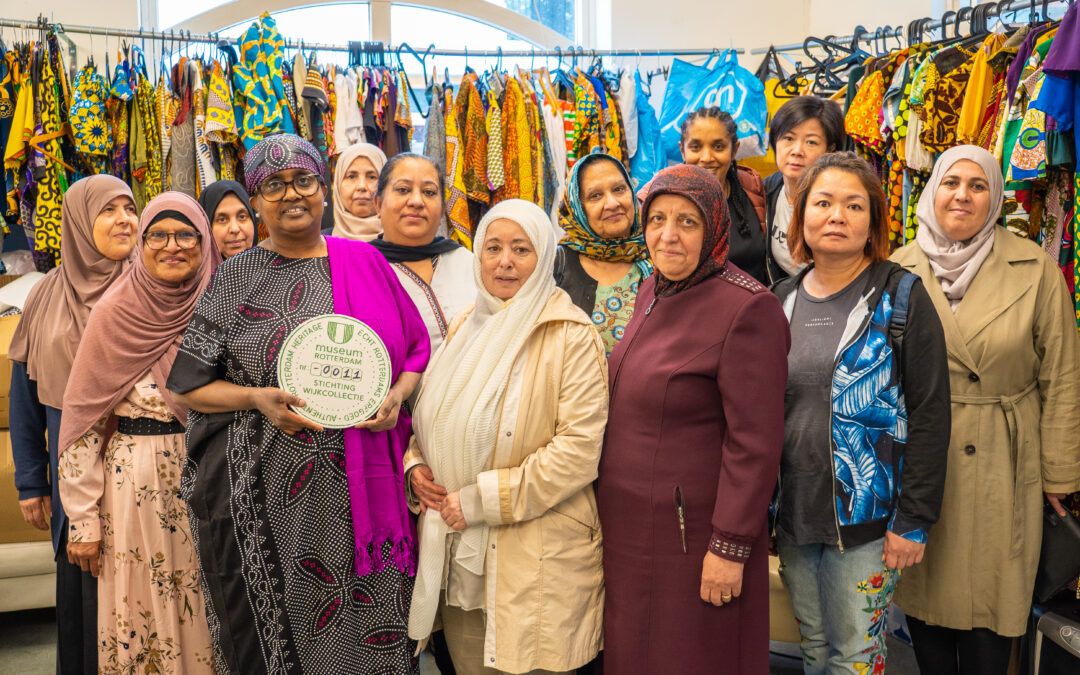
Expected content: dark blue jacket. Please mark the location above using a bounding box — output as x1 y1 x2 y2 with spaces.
10 361 65 552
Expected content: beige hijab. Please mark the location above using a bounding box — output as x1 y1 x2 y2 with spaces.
332 142 387 241
408 199 558 641
915 145 1004 309
8 176 134 408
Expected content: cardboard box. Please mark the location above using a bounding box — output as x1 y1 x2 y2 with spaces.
0 314 19 429
0 430 52 545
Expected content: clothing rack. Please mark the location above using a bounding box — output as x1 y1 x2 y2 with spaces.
750 0 1072 54
0 15 741 57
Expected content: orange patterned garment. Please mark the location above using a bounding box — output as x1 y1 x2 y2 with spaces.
920 46 976 154
846 69 888 154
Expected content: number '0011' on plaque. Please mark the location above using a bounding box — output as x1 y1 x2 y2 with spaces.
277 315 392 428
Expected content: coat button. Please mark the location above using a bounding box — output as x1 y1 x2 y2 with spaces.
505 431 512 437
964 444 976 455
969 373 980 382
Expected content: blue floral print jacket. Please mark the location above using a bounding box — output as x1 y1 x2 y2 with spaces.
772 260 951 549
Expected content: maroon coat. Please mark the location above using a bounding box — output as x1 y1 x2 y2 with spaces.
598 265 790 675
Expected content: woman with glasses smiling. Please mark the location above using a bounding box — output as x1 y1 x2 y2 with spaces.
167 134 431 674
57 192 220 673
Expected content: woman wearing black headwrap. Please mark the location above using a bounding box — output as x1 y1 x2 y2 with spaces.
198 180 257 258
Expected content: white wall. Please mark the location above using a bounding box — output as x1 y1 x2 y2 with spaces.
6 2 141 72
16 0 950 71
610 0 939 56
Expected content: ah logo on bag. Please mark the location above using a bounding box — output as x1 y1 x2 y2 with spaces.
658 49 768 163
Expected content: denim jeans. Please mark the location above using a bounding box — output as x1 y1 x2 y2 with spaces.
777 537 897 675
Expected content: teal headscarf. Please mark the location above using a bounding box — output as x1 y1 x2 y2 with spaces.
557 152 653 277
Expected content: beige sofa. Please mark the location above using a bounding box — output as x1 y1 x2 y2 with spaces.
0 430 57 612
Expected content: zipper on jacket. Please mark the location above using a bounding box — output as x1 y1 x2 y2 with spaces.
644 297 657 315
829 306 876 554
674 485 688 554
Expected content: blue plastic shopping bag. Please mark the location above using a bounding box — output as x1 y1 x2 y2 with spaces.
658 49 769 162
630 71 666 189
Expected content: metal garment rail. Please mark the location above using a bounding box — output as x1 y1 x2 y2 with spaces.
749 0 1071 54
0 17 741 56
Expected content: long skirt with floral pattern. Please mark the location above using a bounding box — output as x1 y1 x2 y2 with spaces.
59 374 214 674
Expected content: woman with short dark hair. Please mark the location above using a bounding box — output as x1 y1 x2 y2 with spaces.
764 96 846 282
772 152 950 675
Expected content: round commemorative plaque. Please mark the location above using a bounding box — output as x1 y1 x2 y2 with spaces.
277 314 392 429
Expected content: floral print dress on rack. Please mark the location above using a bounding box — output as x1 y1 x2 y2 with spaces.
59 373 214 675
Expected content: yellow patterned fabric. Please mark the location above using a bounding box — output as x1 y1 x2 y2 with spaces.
574 72 602 159
603 88 624 162
486 90 505 191
920 46 975 154
494 76 534 205
324 69 337 158
205 61 237 145
445 85 472 248
957 34 1005 144
129 68 163 210
69 65 109 174
34 50 66 262
135 71 162 201
459 73 489 205
845 69 888 153
233 13 294 149
156 77 176 182
4 67 32 170
396 70 413 144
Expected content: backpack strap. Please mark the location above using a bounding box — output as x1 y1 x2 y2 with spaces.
889 272 918 350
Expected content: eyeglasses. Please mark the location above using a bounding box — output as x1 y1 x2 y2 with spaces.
258 173 322 202
143 230 202 250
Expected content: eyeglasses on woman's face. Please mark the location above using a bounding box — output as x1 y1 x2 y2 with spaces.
258 173 322 202
143 229 202 250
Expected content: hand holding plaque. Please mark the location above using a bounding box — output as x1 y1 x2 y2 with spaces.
277 315 393 429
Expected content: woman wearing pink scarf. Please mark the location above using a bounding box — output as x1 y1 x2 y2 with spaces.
58 191 220 673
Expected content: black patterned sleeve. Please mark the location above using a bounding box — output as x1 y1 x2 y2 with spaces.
167 269 230 394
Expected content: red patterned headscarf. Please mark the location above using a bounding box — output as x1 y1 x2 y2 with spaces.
641 164 730 297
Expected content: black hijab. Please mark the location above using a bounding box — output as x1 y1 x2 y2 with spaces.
198 180 257 240
368 234 461 263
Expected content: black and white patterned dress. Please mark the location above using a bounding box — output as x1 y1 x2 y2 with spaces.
169 248 419 675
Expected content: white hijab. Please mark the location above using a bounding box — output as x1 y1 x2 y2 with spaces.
331 142 387 241
915 145 1004 309
408 199 557 640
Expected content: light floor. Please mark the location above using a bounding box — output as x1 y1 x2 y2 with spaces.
0 608 918 674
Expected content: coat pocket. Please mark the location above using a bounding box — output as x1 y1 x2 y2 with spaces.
673 485 688 554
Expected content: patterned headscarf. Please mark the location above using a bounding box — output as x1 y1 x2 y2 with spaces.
641 164 730 298
558 153 652 276
242 132 327 194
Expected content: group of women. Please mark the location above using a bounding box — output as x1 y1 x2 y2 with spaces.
8 93 1079 675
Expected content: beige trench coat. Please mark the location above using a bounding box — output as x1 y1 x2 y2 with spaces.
891 230 1080 636
405 289 609 673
